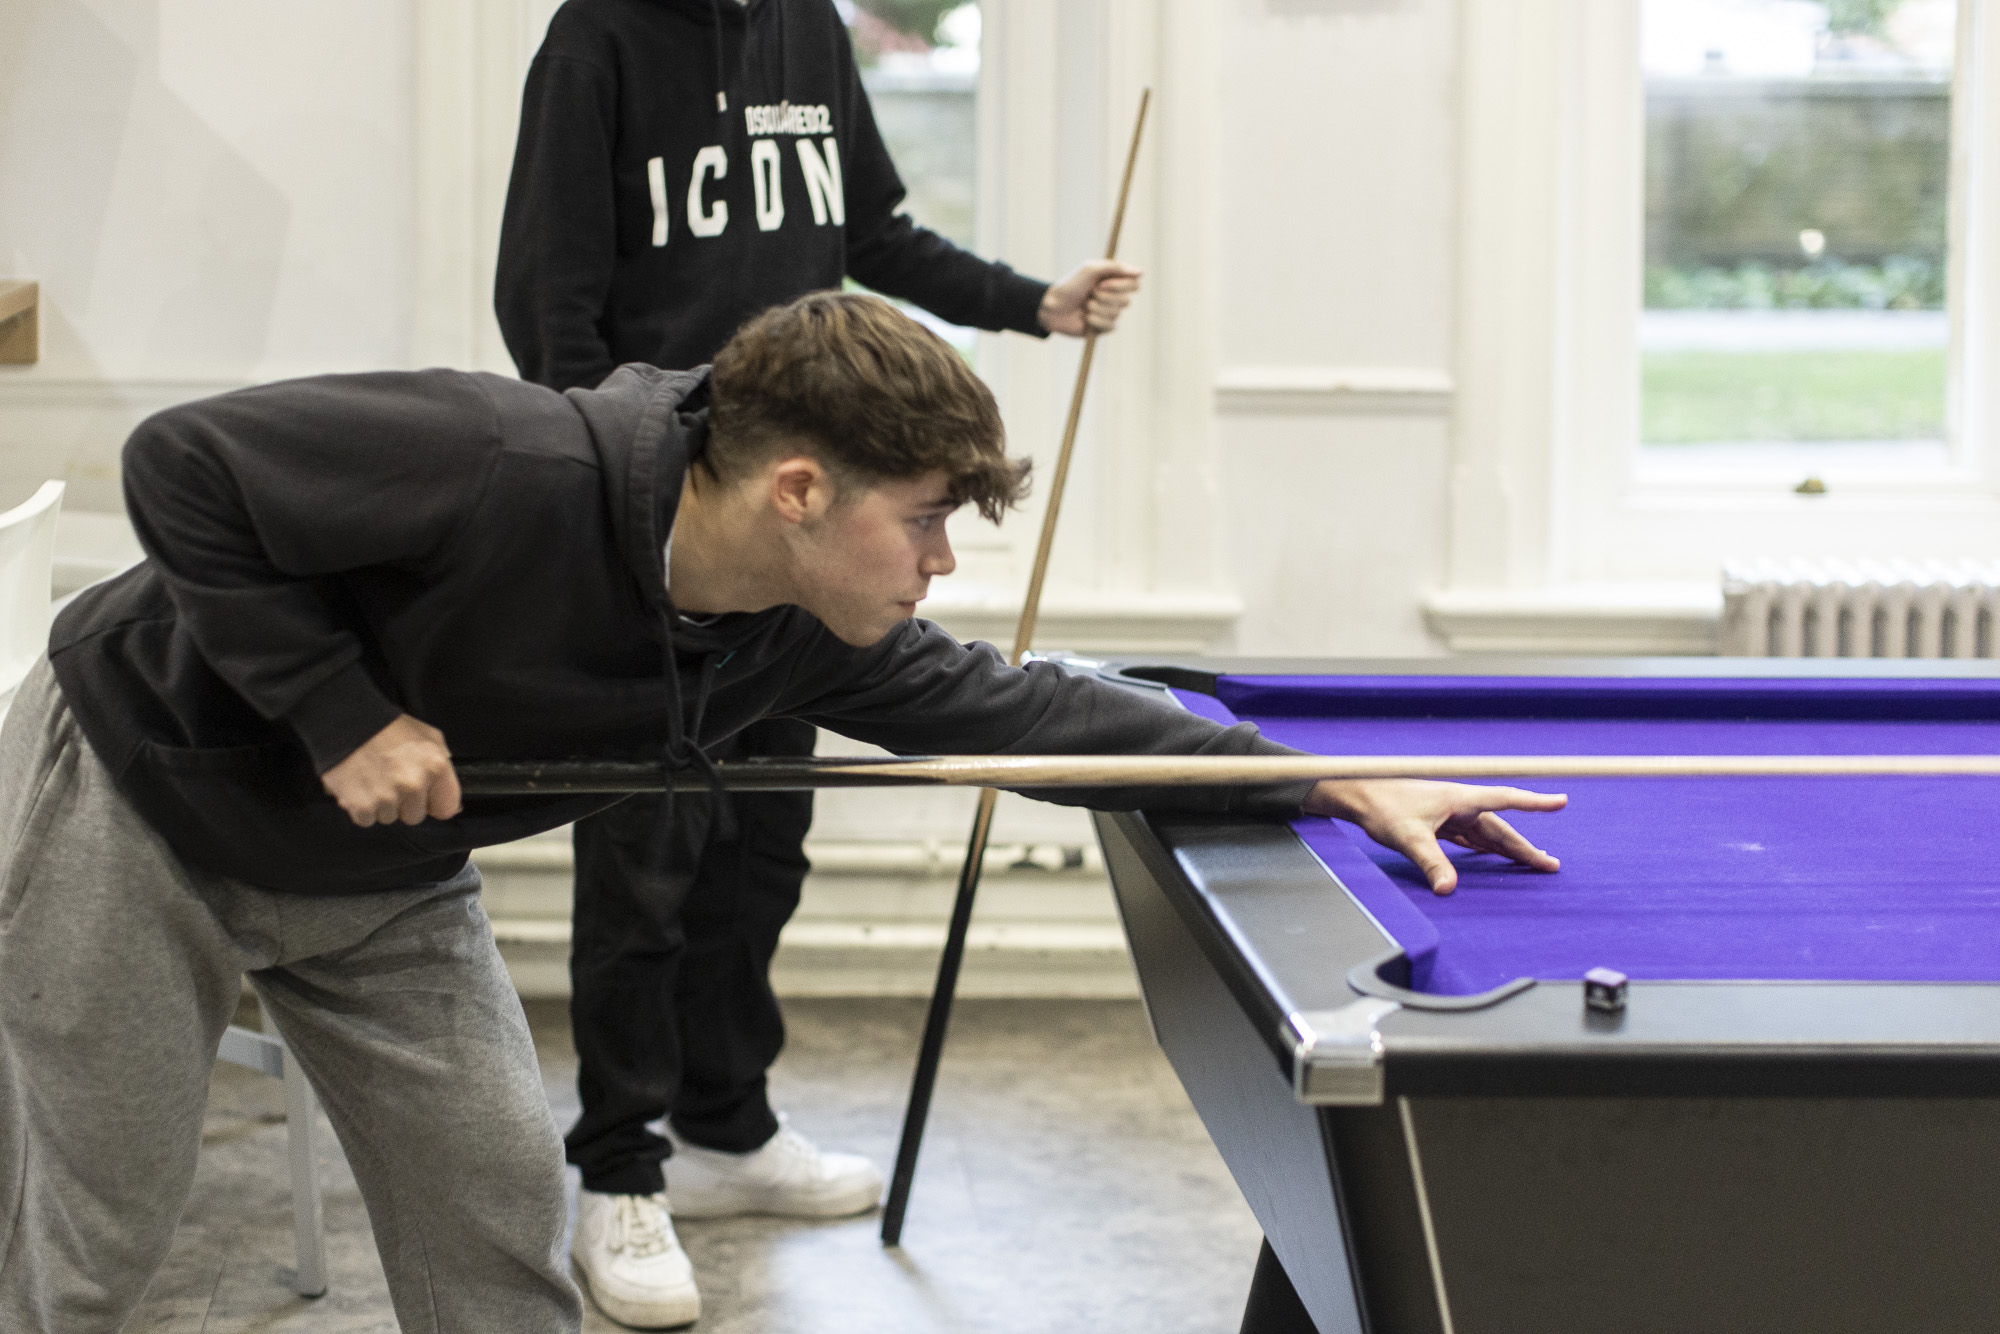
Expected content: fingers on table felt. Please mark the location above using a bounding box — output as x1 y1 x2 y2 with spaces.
1372 818 1460 895
1449 811 1561 873
1468 785 1568 814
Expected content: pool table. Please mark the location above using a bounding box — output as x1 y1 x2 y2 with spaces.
1076 656 2000 1334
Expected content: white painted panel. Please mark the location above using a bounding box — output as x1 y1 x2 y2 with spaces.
1216 410 1452 657
1217 0 1457 371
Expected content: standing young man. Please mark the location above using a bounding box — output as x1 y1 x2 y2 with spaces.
0 292 1564 1333
495 2 1139 1323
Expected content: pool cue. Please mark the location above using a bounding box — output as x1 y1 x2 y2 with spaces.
454 752 2000 795
880 87 1153 1248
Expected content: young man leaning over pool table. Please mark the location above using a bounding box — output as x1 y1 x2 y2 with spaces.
0 291 1562 1334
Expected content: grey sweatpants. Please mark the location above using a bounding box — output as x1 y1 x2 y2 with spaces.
0 659 583 1333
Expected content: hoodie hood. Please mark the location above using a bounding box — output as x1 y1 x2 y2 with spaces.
567 361 750 792
650 0 785 116
568 362 710 613
653 0 778 94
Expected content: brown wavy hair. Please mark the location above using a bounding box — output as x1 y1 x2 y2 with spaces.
707 291 1030 522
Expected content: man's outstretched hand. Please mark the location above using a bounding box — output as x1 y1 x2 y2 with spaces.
1304 779 1566 895
321 714 463 828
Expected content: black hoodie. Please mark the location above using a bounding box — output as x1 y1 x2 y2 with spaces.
496 0 1048 390
50 369 1310 896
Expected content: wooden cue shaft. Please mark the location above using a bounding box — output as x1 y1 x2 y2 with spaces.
454 752 2000 794
1011 86 1149 661
883 89 1155 1250
840 753 2000 782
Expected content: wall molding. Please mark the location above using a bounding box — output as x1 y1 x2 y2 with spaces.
0 376 248 409
1213 364 1454 415
496 918 1137 1000
1421 582 1721 654
479 835 1137 999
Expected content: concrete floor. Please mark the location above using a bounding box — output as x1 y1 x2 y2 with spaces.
132 998 1264 1333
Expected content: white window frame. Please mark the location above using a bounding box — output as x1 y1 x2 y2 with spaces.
921 0 1241 652
1430 0 2000 651
411 0 564 375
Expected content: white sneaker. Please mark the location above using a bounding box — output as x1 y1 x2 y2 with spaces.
664 1117 884 1220
572 1190 701 1329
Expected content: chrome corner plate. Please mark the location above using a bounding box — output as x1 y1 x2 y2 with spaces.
1288 996 1402 1106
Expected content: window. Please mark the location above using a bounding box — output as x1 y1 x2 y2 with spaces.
840 1 982 357
1641 0 1958 481
1442 0 2000 615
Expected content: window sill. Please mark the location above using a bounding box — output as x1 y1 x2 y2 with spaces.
1631 450 1993 502
1213 364 1454 415
1422 583 1721 655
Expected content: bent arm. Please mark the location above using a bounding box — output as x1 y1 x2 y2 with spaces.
122 371 501 772
841 92 1049 336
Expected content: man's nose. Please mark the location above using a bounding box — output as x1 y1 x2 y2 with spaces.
925 534 956 578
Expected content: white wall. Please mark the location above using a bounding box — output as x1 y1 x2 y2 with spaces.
0 0 415 512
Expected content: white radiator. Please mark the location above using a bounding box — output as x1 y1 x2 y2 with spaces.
1720 559 2000 659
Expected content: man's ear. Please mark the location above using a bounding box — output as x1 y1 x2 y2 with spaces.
767 455 827 526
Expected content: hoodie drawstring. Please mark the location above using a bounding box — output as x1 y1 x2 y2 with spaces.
711 0 786 117
775 0 787 102
711 0 727 112
657 613 737 846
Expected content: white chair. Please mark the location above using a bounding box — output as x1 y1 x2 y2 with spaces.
0 485 328 1297
0 480 63 718
217 1019 329 1297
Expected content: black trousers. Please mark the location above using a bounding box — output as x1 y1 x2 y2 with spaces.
1239 1239 1321 1334
564 717 817 1196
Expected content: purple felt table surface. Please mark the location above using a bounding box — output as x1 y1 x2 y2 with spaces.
1184 676 2000 996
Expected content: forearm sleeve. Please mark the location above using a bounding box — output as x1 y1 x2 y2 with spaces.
786 622 1313 816
841 92 1049 336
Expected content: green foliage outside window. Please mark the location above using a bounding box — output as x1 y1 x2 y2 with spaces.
853 0 962 44
1825 0 1902 37
1644 256 1944 310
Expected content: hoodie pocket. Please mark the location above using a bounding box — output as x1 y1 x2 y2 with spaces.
135 738 326 807
138 737 308 776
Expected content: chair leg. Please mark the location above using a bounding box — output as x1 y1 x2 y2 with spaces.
270 1016 329 1298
